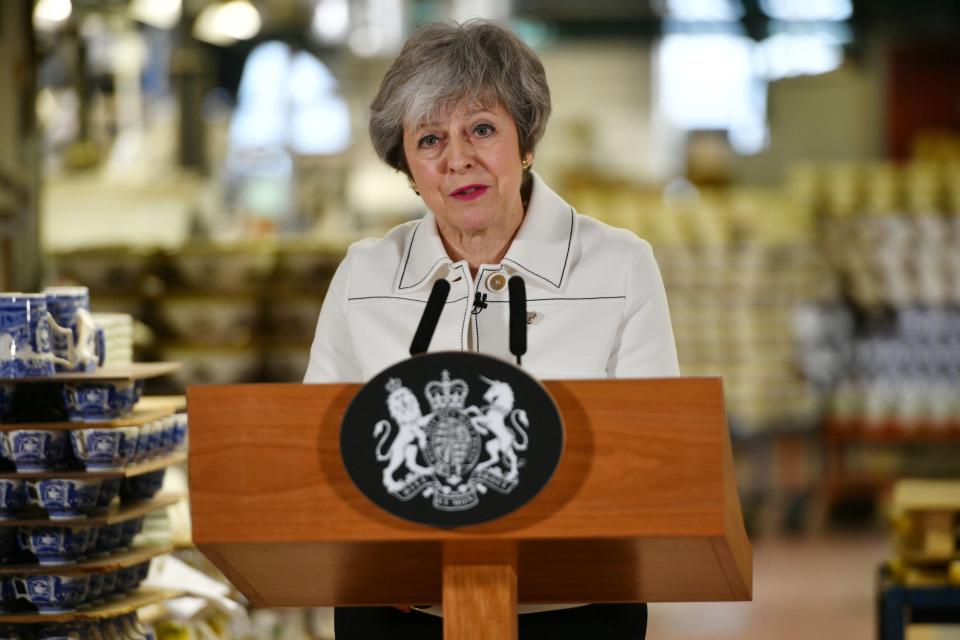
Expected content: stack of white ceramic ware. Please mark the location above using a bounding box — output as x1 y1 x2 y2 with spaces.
90 313 134 367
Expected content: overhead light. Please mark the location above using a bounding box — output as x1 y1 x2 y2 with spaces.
661 0 743 22
760 0 852 22
34 0 72 31
193 0 261 46
130 0 182 30
311 0 349 44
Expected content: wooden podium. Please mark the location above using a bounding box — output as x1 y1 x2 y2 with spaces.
188 378 751 639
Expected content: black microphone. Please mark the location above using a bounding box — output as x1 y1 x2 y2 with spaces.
410 279 450 356
508 275 527 366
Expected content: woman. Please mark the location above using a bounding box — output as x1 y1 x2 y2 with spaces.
306 18 678 639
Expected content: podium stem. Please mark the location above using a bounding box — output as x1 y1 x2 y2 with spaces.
442 543 518 640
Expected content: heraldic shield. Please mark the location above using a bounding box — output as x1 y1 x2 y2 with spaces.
340 352 564 527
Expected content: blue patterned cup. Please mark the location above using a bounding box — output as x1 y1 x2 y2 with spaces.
118 516 144 549
0 527 16 562
69 426 138 470
27 478 101 519
0 293 69 378
120 469 165 502
0 429 68 472
13 573 89 613
43 287 105 373
0 384 14 420
61 380 142 422
0 623 28 639
95 522 124 553
33 621 82 639
17 525 97 565
158 416 177 455
145 419 162 458
84 572 105 603
0 478 26 519
172 413 188 450
133 420 160 462
100 569 118 597
0 577 17 614
135 559 151 583
115 565 141 594
95 477 121 511
83 525 99 555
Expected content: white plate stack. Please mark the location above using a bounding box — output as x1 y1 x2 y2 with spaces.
91 312 134 366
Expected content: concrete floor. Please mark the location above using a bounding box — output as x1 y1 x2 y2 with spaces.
647 531 890 640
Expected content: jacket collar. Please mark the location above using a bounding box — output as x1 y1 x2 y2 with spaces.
394 172 575 293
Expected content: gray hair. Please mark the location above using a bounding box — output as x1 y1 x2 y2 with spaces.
369 19 552 176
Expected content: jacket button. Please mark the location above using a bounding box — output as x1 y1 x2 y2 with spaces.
486 273 507 292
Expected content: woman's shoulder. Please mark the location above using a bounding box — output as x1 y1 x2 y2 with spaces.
574 212 653 259
342 218 421 267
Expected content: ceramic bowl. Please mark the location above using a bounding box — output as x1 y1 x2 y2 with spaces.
0 384 14 421
0 623 29 639
114 565 140 594
276 248 339 290
117 516 144 549
171 413 188 450
157 296 259 345
95 477 122 511
26 478 101 519
263 295 324 341
119 470 165 503
61 381 143 422
171 248 274 291
33 621 83 639
0 430 68 472
131 421 157 462
95 522 124 554
0 577 17 615
84 572 105 603
69 425 139 470
17 525 97 565
0 527 17 563
157 416 178 456
99 569 118 598
12 573 89 614
0 479 27 519
54 249 147 292
144 420 162 459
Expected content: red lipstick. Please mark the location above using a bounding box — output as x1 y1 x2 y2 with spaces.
449 184 488 201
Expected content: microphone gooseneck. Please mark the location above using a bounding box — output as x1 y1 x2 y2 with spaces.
508 275 527 366
409 279 451 356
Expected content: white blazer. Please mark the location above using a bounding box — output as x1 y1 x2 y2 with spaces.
304 173 679 383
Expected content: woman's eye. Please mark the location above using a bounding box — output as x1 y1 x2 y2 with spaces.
474 124 494 137
419 134 440 148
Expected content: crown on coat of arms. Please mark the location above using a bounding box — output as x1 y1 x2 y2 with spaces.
425 370 468 410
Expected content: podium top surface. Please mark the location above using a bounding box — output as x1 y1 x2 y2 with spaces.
189 378 729 540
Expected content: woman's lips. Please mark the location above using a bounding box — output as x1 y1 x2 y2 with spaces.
449 184 488 201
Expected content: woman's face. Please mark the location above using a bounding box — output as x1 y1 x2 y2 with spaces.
402 103 531 239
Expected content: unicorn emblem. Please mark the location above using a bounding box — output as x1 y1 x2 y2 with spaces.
467 376 529 483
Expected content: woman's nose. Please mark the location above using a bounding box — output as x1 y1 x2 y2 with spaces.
446 136 475 172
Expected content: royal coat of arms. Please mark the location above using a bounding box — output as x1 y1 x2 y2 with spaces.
373 370 530 511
